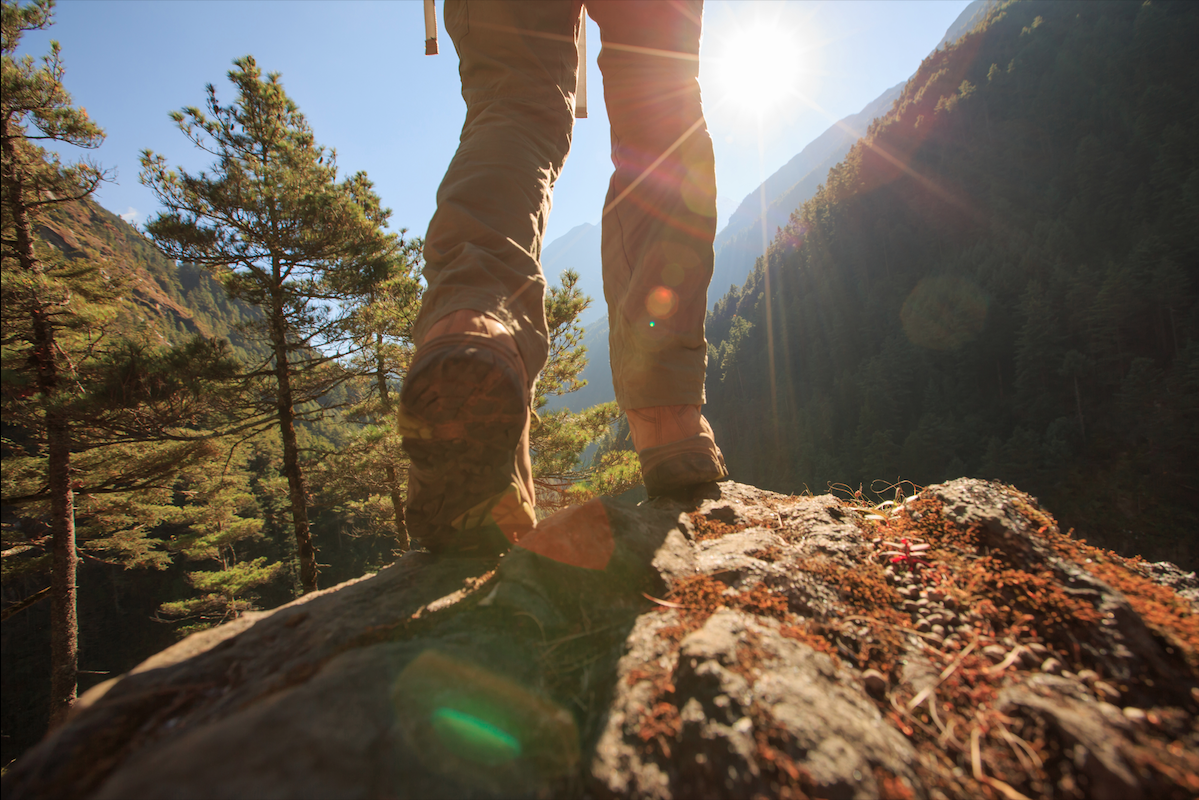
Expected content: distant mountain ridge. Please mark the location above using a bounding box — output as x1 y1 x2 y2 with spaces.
541 221 604 327
934 0 997 49
540 0 995 413
708 81 906 301
710 0 998 303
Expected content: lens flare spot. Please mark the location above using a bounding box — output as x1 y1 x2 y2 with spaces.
662 263 685 287
431 708 522 766
516 499 614 570
645 286 679 319
900 275 989 351
392 651 580 786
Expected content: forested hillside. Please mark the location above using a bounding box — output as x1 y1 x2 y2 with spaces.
40 199 264 357
704 0 1198 567
709 80 905 307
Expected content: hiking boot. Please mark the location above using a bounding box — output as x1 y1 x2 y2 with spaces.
627 405 728 498
399 311 536 557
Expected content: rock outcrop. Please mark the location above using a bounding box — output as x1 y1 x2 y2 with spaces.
3 480 1197 799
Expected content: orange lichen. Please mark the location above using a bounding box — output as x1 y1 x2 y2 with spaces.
1086 559 1199 675
750 703 820 800
885 497 973 550
657 574 792 637
689 512 745 541
627 659 682 760
661 574 730 628
844 483 1198 799
874 767 917 800
649 482 1196 798
789 557 909 674
734 583 792 621
688 510 779 542
638 701 682 758
748 544 784 563
641 574 799 762
964 556 1103 648
885 644 1034 800
779 622 841 665
625 668 657 687
854 613 910 676
794 558 901 611
909 487 1193 679
1127 734 1199 798
729 632 768 689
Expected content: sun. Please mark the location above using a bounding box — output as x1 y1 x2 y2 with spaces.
709 22 804 118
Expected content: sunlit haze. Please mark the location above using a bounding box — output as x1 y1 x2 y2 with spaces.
707 17 806 120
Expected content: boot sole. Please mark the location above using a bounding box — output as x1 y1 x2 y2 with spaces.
399 339 533 555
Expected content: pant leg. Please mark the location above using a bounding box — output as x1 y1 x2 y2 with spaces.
418 0 584 388
586 0 717 411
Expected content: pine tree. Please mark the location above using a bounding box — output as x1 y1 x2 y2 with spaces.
531 270 637 510
319 233 424 550
3 0 242 725
157 456 283 637
1 0 110 725
140 56 392 593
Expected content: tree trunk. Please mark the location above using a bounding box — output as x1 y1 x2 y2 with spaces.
375 334 409 550
269 291 318 594
6 144 80 726
46 410 78 728
385 465 410 552
34 301 78 728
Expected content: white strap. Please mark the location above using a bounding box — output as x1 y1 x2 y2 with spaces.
576 5 587 119
424 0 438 55
424 0 587 120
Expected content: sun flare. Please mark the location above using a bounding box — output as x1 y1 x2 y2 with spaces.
710 22 804 117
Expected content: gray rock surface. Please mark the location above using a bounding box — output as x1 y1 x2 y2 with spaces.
4 480 1196 800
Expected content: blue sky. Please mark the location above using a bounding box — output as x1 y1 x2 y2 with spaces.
19 0 971 247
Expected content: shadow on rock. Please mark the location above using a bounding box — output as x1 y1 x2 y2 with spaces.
2 494 684 800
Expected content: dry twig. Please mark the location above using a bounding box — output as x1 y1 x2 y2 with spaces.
907 638 979 711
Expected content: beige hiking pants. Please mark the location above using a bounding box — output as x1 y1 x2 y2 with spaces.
418 0 716 411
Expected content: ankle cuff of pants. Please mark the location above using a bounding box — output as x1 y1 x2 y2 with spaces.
638 433 728 497
413 293 545 394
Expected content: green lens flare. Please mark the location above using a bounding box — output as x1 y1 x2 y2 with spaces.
431 708 522 765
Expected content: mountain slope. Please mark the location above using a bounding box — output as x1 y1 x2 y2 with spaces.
540 2 993 414
934 0 997 50
39 199 264 361
703 0 1199 567
708 81 906 302
541 222 604 327
709 0 999 306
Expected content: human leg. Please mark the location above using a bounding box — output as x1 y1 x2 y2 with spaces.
587 0 727 495
418 0 584 379
402 0 584 554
